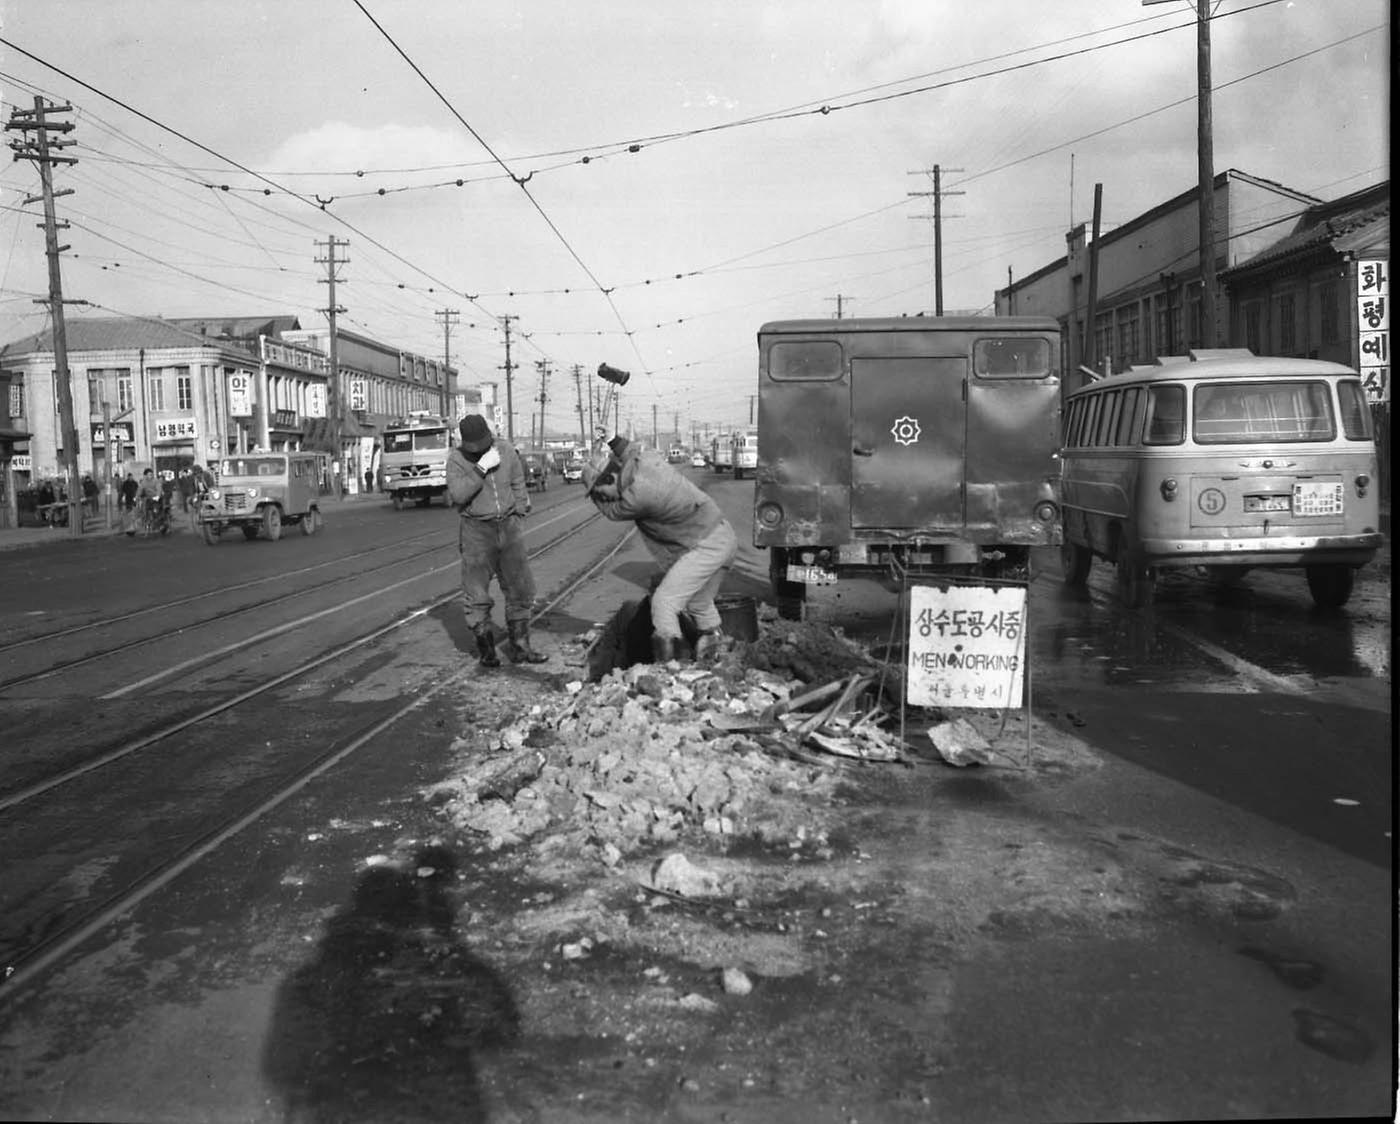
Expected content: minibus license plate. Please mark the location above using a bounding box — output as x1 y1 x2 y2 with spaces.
1244 494 1290 513
1292 481 1344 517
787 564 838 586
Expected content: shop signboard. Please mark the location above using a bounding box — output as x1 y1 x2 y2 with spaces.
228 371 253 417
153 418 198 443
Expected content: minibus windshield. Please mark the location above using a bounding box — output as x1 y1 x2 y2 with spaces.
1192 381 1336 444
221 456 286 477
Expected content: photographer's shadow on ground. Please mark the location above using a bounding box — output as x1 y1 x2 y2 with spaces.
263 845 520 1123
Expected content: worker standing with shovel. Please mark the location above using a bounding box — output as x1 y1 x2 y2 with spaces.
582 427 737 664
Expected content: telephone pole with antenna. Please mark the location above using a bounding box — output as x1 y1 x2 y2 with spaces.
908 165 964 316
7 97 82 535
435 308 459 419
825 294 855 319
315 235 349 498
498 315 518 443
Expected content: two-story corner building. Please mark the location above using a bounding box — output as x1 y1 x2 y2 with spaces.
0 317 257 494
995 169 1323 388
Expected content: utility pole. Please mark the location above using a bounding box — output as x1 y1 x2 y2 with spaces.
748 395 756 426
651 402 658 451
586 364 595 440
825 294 854 319
435 308 459 419
908 165 964 316
533 358 550 448
499 314 518 443
1144 0 1216 346
7 97 81 535
572 364 586 448
315 235 349 498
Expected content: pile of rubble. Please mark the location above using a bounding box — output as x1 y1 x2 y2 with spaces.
426 622 912 857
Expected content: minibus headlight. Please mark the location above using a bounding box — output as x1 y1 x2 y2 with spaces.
1160 478 1179 501
247 487 259 499
799 550 816 565
208 488 221 501
1033 500 1058 523
1355 474 1370 497
816 549 832 566
757 501 784 528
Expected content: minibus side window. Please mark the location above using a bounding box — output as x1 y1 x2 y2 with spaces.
1337 379 1374 440
1115 387 1141 445
1083 395 1102 447
1064 398 1084 447
1095 390 1121 446
1144 385 1185 445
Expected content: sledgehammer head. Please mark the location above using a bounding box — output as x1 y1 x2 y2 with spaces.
597 363 631 387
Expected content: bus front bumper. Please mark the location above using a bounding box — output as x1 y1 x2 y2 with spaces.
1140 531 1385 569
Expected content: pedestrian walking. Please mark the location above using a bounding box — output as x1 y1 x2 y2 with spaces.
581 431 738 663
81 473 99 517
119 472 139 535
445 415 547 668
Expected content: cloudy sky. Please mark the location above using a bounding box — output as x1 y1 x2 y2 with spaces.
0 0 1389 437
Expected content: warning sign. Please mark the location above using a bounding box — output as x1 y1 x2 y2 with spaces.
906 584 1027 709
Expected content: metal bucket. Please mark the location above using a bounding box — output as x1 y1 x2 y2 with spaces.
714 594 758 641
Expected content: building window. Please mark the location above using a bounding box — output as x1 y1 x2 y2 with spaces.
177 372 193 411
1319 280 1340 345
149 374 165 411
9 381 23 418
1244 302 1262 353
118 375 133 412
1117 311 1139 364
1277 292 1297 354
1187 286 1203 349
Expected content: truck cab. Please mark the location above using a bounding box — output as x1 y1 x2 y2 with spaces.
199 453 323 544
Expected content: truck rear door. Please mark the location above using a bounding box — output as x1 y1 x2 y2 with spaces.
850 357 965 529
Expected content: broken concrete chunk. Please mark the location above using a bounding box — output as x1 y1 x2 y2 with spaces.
721 967 753 996
678 993 719 1013
928 717 994 767
651 852 724 898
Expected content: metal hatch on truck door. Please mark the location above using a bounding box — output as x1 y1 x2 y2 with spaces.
850 356 966 529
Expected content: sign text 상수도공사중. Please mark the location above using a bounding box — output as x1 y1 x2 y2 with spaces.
906 584 1027 709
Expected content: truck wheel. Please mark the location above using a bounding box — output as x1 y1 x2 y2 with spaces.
392 493 404 511
1305 564 1354 609
201 521 221 546
263 505 283 541
242 525 259 541
769 549 806 621
301 508 321 536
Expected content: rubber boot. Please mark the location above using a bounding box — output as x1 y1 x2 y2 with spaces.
650 633 674 665
474 624 501 669
506 619 548 664
694 627 724 662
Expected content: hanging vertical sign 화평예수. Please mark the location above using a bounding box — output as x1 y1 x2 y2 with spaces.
905 584 1027 709
1357 259 1389 403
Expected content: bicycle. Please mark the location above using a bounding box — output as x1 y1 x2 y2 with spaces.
137 497 173 538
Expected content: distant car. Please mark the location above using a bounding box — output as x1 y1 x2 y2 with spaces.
562 460 585 483
690 452 706 469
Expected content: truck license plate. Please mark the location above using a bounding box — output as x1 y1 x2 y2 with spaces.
787 565 838 586
1243 494 1290 513
1293 481 1344 517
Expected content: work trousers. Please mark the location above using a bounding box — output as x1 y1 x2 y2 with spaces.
648 519 738 638
459 515 536 630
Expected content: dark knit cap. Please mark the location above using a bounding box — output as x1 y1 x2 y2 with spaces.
459 415 494 454
607 435 630 457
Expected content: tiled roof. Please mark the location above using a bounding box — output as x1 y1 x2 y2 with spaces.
0 315 269 359
1225 185 1389 275
166 315 302 342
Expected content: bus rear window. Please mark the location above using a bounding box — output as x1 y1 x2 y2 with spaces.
1337 380 1374 440
769 341 842 380
974 337 1051 378
1192 381 1336 444
1144 385 1185 445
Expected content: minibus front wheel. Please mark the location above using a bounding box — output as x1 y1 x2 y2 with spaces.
1305 564 1354 610
1060 540 1092 586
1116 557 1155 609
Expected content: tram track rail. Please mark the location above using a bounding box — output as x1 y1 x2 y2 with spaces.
0 518 637 1001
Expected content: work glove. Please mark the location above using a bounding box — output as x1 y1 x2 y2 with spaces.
476 445 501 473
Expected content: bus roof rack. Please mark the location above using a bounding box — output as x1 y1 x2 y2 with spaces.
1188 348 1256 361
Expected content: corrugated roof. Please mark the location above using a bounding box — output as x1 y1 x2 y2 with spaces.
0 316 260 359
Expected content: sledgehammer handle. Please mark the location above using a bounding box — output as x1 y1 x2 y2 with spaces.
759 677 849 722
